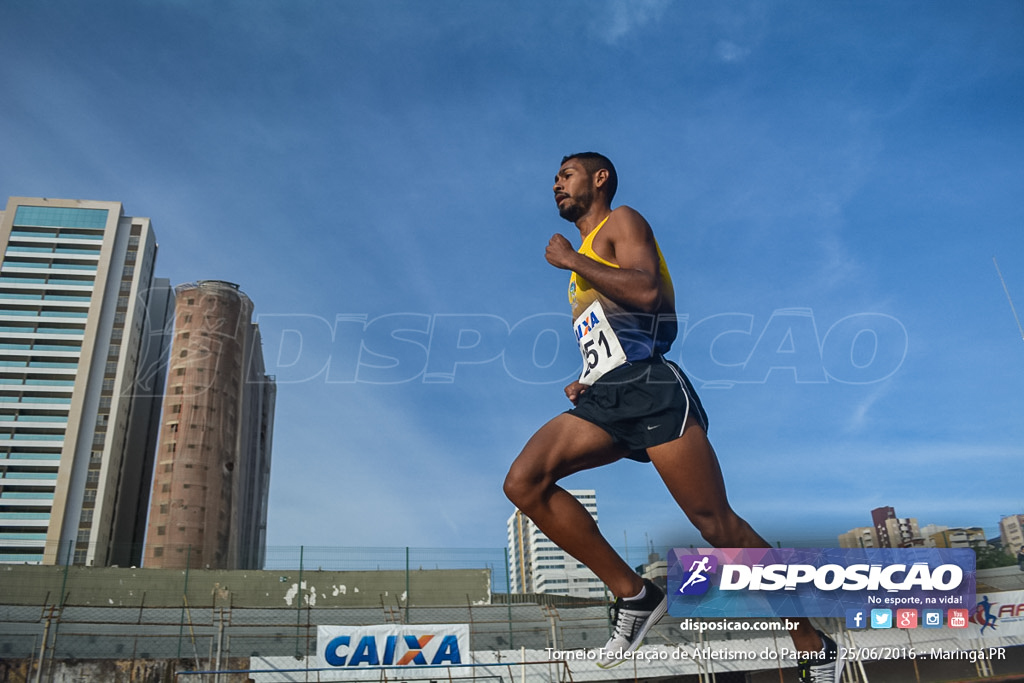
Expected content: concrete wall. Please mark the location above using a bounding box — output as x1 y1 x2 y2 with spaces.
0 564 491 608
0 658 252 683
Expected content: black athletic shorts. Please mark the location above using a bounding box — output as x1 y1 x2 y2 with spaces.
566 355 709 463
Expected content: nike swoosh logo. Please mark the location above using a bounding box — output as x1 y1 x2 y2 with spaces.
647 425 660 430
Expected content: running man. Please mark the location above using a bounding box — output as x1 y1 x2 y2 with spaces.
503 153 843 682
976 596 997 634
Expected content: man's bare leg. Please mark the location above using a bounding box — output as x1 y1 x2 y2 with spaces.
505 411 823 653
503 413 643 598
646 414 822 652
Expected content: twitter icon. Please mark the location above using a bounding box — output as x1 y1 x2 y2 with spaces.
871 609 893 629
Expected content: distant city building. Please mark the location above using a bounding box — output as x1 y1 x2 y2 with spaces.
0 198 173 566
918 524 948 539
507 489 605 597
871 506 897 547
1000 514 1024 556
143 280 275 570
838 526 879 549
639 552 668 594
924 526 987 549
871 506 922 548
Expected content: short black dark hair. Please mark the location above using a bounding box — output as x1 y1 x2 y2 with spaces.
562 152 617 202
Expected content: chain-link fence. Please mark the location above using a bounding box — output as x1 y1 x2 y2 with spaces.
0 543 582 678
3 544 1024 682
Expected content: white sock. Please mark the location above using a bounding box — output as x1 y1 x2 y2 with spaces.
626 584 646 602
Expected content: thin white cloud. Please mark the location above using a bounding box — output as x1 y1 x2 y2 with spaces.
715 40 751 63
595 0 670 45
845 385 890 432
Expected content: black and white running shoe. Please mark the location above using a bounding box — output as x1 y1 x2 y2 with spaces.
596 579 667 669
797 630 844 682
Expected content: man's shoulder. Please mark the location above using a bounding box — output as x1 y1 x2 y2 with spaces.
604 205 654 239
609 205 644 221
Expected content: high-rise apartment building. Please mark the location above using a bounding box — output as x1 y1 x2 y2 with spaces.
871 506 897 547
0 197 173 566
922 526 987 549
143 280 274 570
870 506 922 548
507 489 605 598
838 526 879 549
1000 514 1024 557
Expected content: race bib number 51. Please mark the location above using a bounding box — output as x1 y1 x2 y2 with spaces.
574 300 628 385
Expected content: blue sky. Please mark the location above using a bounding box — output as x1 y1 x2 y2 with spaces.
1 1 1022 554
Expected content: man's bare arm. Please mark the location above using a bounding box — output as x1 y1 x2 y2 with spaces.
545 206 663 313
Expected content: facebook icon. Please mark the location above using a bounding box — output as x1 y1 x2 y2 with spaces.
846 608 867 630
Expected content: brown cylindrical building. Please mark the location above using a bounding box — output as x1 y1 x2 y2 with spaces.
143 280 274 569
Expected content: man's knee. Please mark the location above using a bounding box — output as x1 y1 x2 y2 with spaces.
502 466 524 505
690 510 743 547
503 459 539 509
691 514 725 546
504 444 563 513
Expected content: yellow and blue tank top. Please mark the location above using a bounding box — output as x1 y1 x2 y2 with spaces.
568 216 677 363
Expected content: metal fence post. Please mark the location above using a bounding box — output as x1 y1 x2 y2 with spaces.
295 545 304 658
32 606 56 683
504 548 514 650
39 539 75 678
177 545 191 659
58 540 71 608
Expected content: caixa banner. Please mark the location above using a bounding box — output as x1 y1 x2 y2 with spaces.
667 548 975 618
318 624 468 668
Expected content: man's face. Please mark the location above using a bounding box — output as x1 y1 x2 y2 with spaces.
553 159 594 222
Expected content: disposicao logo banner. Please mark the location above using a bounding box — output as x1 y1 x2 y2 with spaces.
318 624 468 668
667 548 975 618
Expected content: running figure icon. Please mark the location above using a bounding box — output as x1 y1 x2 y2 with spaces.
679 557 713 593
